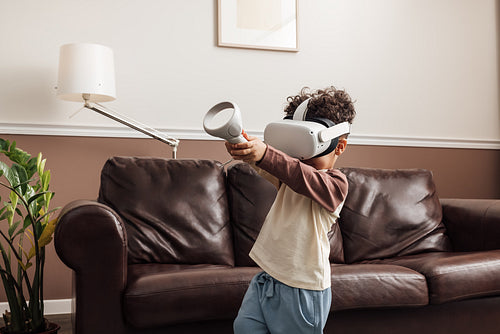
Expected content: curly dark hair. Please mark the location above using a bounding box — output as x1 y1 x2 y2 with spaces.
284 86 356 125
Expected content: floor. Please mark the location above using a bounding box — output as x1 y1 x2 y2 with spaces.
0 314 72 334
49 314 72 334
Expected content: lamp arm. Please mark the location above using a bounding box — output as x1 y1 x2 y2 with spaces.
84 101 179 158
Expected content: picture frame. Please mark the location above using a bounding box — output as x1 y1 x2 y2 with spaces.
217 0 299 52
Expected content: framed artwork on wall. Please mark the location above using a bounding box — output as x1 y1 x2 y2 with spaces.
217 0 298 52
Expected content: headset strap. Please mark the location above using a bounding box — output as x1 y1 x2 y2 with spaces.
292 98 311 121
293 98 351 142
319 122 351 142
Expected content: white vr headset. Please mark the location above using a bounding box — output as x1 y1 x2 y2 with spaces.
264 98 350 160
203 98 350 160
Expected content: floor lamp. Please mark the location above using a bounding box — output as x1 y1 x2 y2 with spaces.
56 43 179 158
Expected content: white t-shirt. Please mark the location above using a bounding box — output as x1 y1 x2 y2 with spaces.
250 184 343 290
249 145 348 291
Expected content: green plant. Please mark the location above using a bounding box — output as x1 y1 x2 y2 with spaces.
0 138 58 333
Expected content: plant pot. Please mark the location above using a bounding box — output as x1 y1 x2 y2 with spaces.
0 321 60 334
40 322 61 334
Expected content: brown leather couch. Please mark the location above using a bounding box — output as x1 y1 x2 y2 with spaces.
55 157 500 334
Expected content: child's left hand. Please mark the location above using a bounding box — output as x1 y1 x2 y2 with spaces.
225 135 267 163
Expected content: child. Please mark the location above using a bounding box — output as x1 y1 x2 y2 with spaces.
227 86 356 334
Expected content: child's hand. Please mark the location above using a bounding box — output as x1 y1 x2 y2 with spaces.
225 135 267 163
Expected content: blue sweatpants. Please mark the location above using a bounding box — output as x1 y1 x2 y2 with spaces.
234 272 331 334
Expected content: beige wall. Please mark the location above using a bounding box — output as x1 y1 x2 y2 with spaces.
0 134 498 302
1 0 499 144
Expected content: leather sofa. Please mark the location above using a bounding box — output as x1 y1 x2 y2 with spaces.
54 157 500 334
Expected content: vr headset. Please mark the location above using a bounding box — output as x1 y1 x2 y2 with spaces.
264 98 350 160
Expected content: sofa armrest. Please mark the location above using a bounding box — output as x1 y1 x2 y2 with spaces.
55 200 128 334
441 199 500 252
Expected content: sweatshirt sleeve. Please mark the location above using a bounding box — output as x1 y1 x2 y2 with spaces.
249 162 281 190
256 145 348 212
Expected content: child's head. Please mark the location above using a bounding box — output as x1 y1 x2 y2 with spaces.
284 86 356 127
284 86 356 168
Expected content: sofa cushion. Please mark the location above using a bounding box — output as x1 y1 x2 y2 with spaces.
124 264 261 328
226 162 345 265
226 163 277 266
98 157 234 266
331 263 428 311
338 168 451 263
441 199 500 252
363 250 500 304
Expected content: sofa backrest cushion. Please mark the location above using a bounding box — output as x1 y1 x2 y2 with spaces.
226 163 345 266
339 167 451 263
98 157 234 266
226 163 276 266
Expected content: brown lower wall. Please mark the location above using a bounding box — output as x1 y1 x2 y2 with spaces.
0 134 499 301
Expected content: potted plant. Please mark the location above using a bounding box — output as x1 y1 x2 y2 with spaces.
0 138 60 333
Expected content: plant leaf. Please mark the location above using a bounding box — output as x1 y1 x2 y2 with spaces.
38 218 57 248
0 204 8 219
0 161 19 187
0 209 12 222
2 204 14 225
10 164 28 194
8 220 21 238
27 192 51 206
25 158 37 180
38 156 46 176
27 246 35 261
17 259 31 271
9 191 18 209
0 138 9 151
23 215 31 229
24 229 35 261
41 170 50 192
11 227 26 240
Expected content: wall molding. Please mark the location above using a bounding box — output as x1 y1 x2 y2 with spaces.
0 299 72 315
1 123 499 150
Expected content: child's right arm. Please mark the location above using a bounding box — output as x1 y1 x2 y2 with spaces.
225 136 280 189
225 137 348 212
225 135 267 163
256 145 348 213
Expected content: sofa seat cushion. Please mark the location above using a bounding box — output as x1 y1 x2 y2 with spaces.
362 250 500 304
124 264 261 328
331 263 428 311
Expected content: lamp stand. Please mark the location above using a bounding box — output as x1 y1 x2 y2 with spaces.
82 94 179 159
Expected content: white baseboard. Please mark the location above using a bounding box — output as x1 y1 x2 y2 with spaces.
0 299 72 316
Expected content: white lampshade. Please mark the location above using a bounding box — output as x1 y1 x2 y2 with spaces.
57 43 116 102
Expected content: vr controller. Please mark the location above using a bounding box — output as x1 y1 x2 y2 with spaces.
203 99 350 160
203 101 247 144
